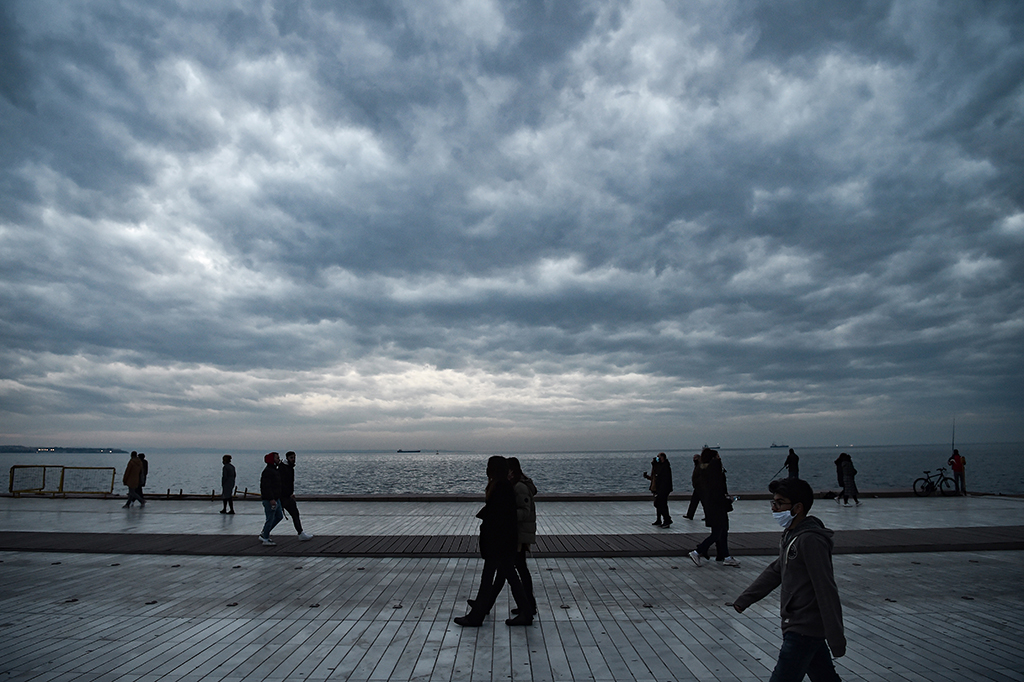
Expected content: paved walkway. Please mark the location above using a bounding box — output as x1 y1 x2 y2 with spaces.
0 495 1022 681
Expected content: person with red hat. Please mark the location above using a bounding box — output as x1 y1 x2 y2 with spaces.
259 452 284 546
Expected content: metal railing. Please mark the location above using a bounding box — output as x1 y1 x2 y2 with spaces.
9 465 116 497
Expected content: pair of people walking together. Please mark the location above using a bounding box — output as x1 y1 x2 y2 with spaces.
259 451 314 545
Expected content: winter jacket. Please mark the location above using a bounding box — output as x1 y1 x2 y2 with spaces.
514 476 538 546
654 459 673 497
698 459 729 527
476 478 519 560
122 457 142 488
260 463 282 501
222 463 236 492
733 516 846 657
280 461 296 497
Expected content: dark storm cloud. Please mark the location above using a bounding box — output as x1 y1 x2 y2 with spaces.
0 0 1021 450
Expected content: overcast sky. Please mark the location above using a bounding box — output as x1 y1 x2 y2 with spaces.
1 0 1022 452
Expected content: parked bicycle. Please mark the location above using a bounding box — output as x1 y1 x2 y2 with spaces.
913 467 956 497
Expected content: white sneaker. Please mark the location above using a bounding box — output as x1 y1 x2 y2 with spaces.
723 557 740 567
260 536 276 546
298 532 314 541
688 550 703 567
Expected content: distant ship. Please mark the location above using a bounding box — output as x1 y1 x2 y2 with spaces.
396 449 421 453
770 443 788 448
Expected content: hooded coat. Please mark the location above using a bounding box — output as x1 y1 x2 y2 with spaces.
698 458 729 527
733 516 846 657
514 475 538 546
122 457 142 488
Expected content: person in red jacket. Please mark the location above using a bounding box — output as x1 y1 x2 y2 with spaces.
948 449 967 496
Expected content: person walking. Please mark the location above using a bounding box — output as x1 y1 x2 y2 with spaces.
684 452 702 520
732 477 846 682
281 451 314 540
509 457 538 617
784 448 799 479
122 451 144 508
454 456 532 627
835 453 860 506
652 452 673 527
137 453 148 504
259 452 284 546
220 455 236 514
689 448 739 567
948 449 967 496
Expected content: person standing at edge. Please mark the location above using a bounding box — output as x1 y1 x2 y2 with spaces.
948 449 966 496
281 451 314 540
784 449 799 479
259 452 284 546
137 453 148 504
122 451 143 508
220 455 236 514
689 448 739 566
733 478 846 682
454 456 532 627
653 452 673 527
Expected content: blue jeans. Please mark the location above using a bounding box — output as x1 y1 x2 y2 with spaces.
769 631 841 682
261 500 284 539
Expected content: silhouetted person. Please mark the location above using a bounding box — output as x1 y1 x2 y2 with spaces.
454 456 532 627
684 453 702 520
948 449 966 495
689 448 739 566
784 448 799 479
221 455 236 514
642 456 660 523
259 452 284 545
281 451 313 540
652 452 673 527
137 453 148 503
733 478 846 681
122 451 144 508
835 453 859 506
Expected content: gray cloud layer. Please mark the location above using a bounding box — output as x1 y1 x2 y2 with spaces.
1 0 1022 450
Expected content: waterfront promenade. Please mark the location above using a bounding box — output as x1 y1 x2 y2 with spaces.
0 494 1022 681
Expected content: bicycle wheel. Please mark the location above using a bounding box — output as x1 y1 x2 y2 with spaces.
913 478 931 496
939 477 957 497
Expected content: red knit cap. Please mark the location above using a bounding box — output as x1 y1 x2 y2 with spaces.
264 452 278 464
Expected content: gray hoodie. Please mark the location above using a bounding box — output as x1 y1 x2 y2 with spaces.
733 516 846 657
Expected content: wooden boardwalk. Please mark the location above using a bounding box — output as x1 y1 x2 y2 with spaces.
2 525 1023 558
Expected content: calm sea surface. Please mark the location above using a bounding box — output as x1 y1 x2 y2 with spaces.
3 443 1022 496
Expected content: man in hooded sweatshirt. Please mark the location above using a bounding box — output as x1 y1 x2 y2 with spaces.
732 477 846 682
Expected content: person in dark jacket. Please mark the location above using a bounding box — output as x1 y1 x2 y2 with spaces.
137 453 148 503
689 448 739 566
281 451 313 540
642 455 660 524
220 455 236 514
122 451 144 508
733 477 846 682
834 453 859 506
455 456 532 627
259 452 284 546
652 452 673 527
684 452 702 520
784 448 799 479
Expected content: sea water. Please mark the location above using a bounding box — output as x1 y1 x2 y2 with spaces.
2 443 1021 496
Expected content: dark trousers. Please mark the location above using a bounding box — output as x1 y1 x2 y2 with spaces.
769 631 841 682
486 546 537 613
281 497 303 533
685 492 701 519
953 471 966 495
471 555 529 617
696 519 730 560
655 493 672 523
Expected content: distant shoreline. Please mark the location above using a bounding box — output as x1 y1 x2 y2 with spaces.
0 446 127 454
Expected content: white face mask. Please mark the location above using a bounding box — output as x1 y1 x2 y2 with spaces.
773 510 795 529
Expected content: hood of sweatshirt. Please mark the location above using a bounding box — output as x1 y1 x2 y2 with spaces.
783 515 834 555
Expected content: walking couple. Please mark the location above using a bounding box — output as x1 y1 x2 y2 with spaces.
454 456 538 627
259 451 314 545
